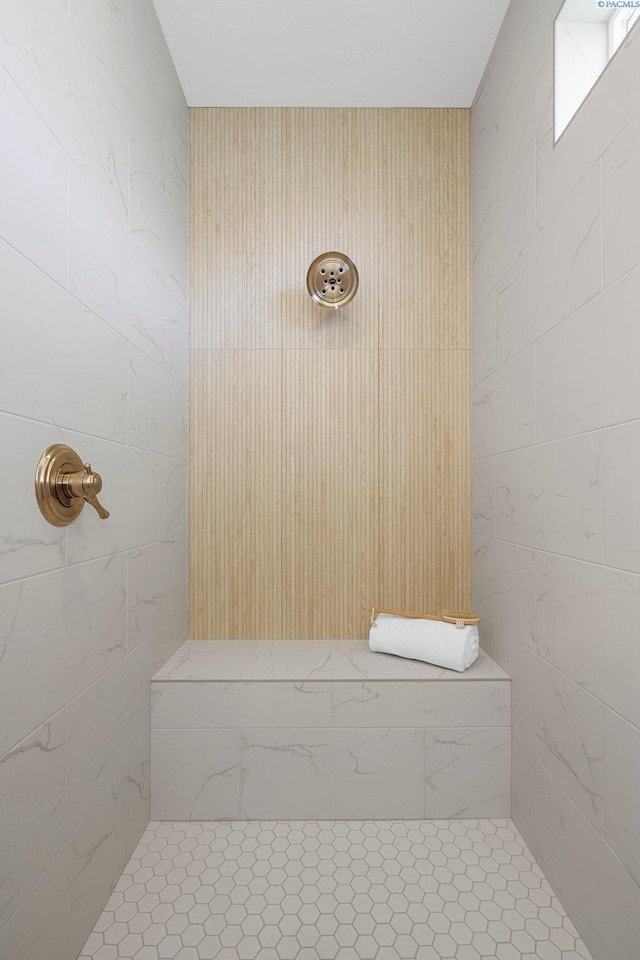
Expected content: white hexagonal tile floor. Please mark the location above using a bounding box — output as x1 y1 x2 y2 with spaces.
79 819 593 959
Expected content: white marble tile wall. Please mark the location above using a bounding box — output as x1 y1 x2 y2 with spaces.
472 345 535 458
423 727 511 819
0 2 188 958
472 3 640 958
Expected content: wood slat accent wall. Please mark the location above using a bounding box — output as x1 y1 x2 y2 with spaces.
190 108 470 639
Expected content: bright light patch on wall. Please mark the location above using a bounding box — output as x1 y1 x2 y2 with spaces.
555 0 640 140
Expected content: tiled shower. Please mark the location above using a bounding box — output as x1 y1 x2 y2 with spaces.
472 1 640 955
0 2 638 960
0 2 189 957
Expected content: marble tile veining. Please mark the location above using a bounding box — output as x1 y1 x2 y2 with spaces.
331 680 510 728
472 537 536 646
495 162 602 367
536 264 640 443
535 552 640 729
0 713 65 928
66 642 151 834
239 728 425 820
128 347 187 460
151 645 511 822
0 555 127 757
472 347 535 459
151 730 240 821
494 432 603 562
68 164 166 367
0 0 189 956
153 641 509 684
424 728 511 819
537 766 640 960
0 0 130 229
0 414 65 586
0 65 68 285
0 774 128 960
604 709 640 885
78 818 594 960
472 458 496 539
165 457 188 539
0 238 128 443
603 105 640 286
152 681 333 730
604 421 640 574
65 434 165 566
128 539 188 650
494 628 604 833
471 1 640 957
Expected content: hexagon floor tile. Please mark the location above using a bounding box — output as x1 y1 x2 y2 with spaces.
79 819 593 959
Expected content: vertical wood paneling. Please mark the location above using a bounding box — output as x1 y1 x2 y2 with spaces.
278 108 380 349
190 108 283 348
378 350 472 615
190 350 282 638
281 350 378 639
379 109 469 349
190 108 470 639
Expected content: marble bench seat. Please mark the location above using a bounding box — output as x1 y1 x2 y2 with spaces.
150 640 511 821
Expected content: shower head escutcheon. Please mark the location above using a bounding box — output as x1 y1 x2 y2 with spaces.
306 252 359 309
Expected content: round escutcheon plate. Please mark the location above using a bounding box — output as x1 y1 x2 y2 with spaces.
306 252 359 309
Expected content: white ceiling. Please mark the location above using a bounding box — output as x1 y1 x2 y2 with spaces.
152 0 510 108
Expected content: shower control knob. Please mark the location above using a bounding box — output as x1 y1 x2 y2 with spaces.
61 463 110 519
35 444 111 526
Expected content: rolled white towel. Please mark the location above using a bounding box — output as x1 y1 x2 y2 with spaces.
368 612 479 673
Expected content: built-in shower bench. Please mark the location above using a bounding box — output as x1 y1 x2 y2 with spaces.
150 640 511 820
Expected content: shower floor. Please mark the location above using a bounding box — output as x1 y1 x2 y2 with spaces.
79 819 592 960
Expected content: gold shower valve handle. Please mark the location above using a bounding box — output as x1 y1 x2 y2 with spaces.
87 497 110 520
60 464 110 519
35 444 111 526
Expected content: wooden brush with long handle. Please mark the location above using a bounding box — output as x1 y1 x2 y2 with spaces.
370 607 480 630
